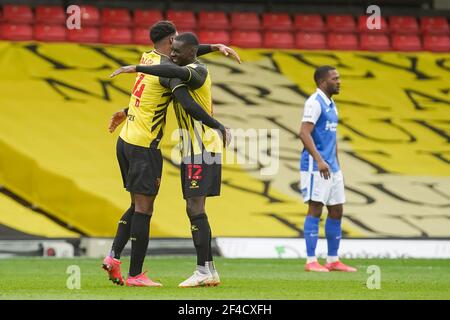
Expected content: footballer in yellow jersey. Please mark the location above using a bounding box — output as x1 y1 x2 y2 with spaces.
105 22 235 287
119 50 173 149
111 32 233 288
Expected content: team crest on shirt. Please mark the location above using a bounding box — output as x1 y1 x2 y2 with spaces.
190 180 199 189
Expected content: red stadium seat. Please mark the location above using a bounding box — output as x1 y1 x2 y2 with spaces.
198 30 230 45
3 4 33 23
230 12 261 31
34 24 66 42
391 34 422 51
357 15 389 33
0 23 33 40
35 6 66 25
101 8 132 27
134 10 163 28
166 10 197 32
100 27 132 44
198 11 229 30
133 27 152 45
295 32 326 49
423 34 450 52
230 31 262 48
420 17 449 35
263 31 294 48
262 13 293 31
359 34 390 51
80 6 100 27
327 33 358 50
326 15 356 33
389 16 419 34
294 14 325 32
67 27 99 43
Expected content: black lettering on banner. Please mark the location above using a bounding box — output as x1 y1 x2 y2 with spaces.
417 150 450 165
334 98 391 111
257 52 283 74
342 150 395 174
409 119 450 142
23 43 112 71
339 118 417 143
388 215 429 238
288 52 352 69
221 179 285 204
357 54 436 80
345 185 377 206
281 84 310 99
411 182 450 200
81 44 141 66
213 83 298 107
198 57 244 75
291 52 378 79
23 44 72 70
261 213 304 236
41 78 129 101
404 88 450 111
258 116 300 140
342 214 383 236
367 183 450 208
436 57 450 72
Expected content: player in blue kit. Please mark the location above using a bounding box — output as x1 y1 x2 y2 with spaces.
299 66 357 272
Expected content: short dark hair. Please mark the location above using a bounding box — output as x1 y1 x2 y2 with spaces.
314 65 336 85
174 32 199 47
149 21 176 43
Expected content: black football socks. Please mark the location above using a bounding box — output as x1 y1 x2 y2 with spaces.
129 212 151 277
190 213 211 269
110 204 134 259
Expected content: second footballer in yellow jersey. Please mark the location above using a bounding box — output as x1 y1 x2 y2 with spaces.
110 32 235 288
104 21 236 288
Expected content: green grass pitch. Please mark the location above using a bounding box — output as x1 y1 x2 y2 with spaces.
0 257 448 300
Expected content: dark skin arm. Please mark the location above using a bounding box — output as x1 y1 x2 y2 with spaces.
197 44 241 63
110 64 190 80
299 122 331 179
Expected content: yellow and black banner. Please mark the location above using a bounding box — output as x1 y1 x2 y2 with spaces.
0 41 448 238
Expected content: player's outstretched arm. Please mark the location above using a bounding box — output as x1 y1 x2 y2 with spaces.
110 64 190 81
172 84 231 147
197 44 241 64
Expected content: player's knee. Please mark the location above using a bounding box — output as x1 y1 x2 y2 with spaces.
134 202 154 215
186 198 204 216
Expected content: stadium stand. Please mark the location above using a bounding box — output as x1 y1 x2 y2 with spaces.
0 2 448 50
35 5 65 25
230 30 262 47
294 14 326 32
230 12 261 31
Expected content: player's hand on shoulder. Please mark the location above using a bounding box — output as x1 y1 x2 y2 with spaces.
110 65 137 78
108 109 127 133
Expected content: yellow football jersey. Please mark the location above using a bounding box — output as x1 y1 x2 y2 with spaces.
172 61 222 158
119 51 172 148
